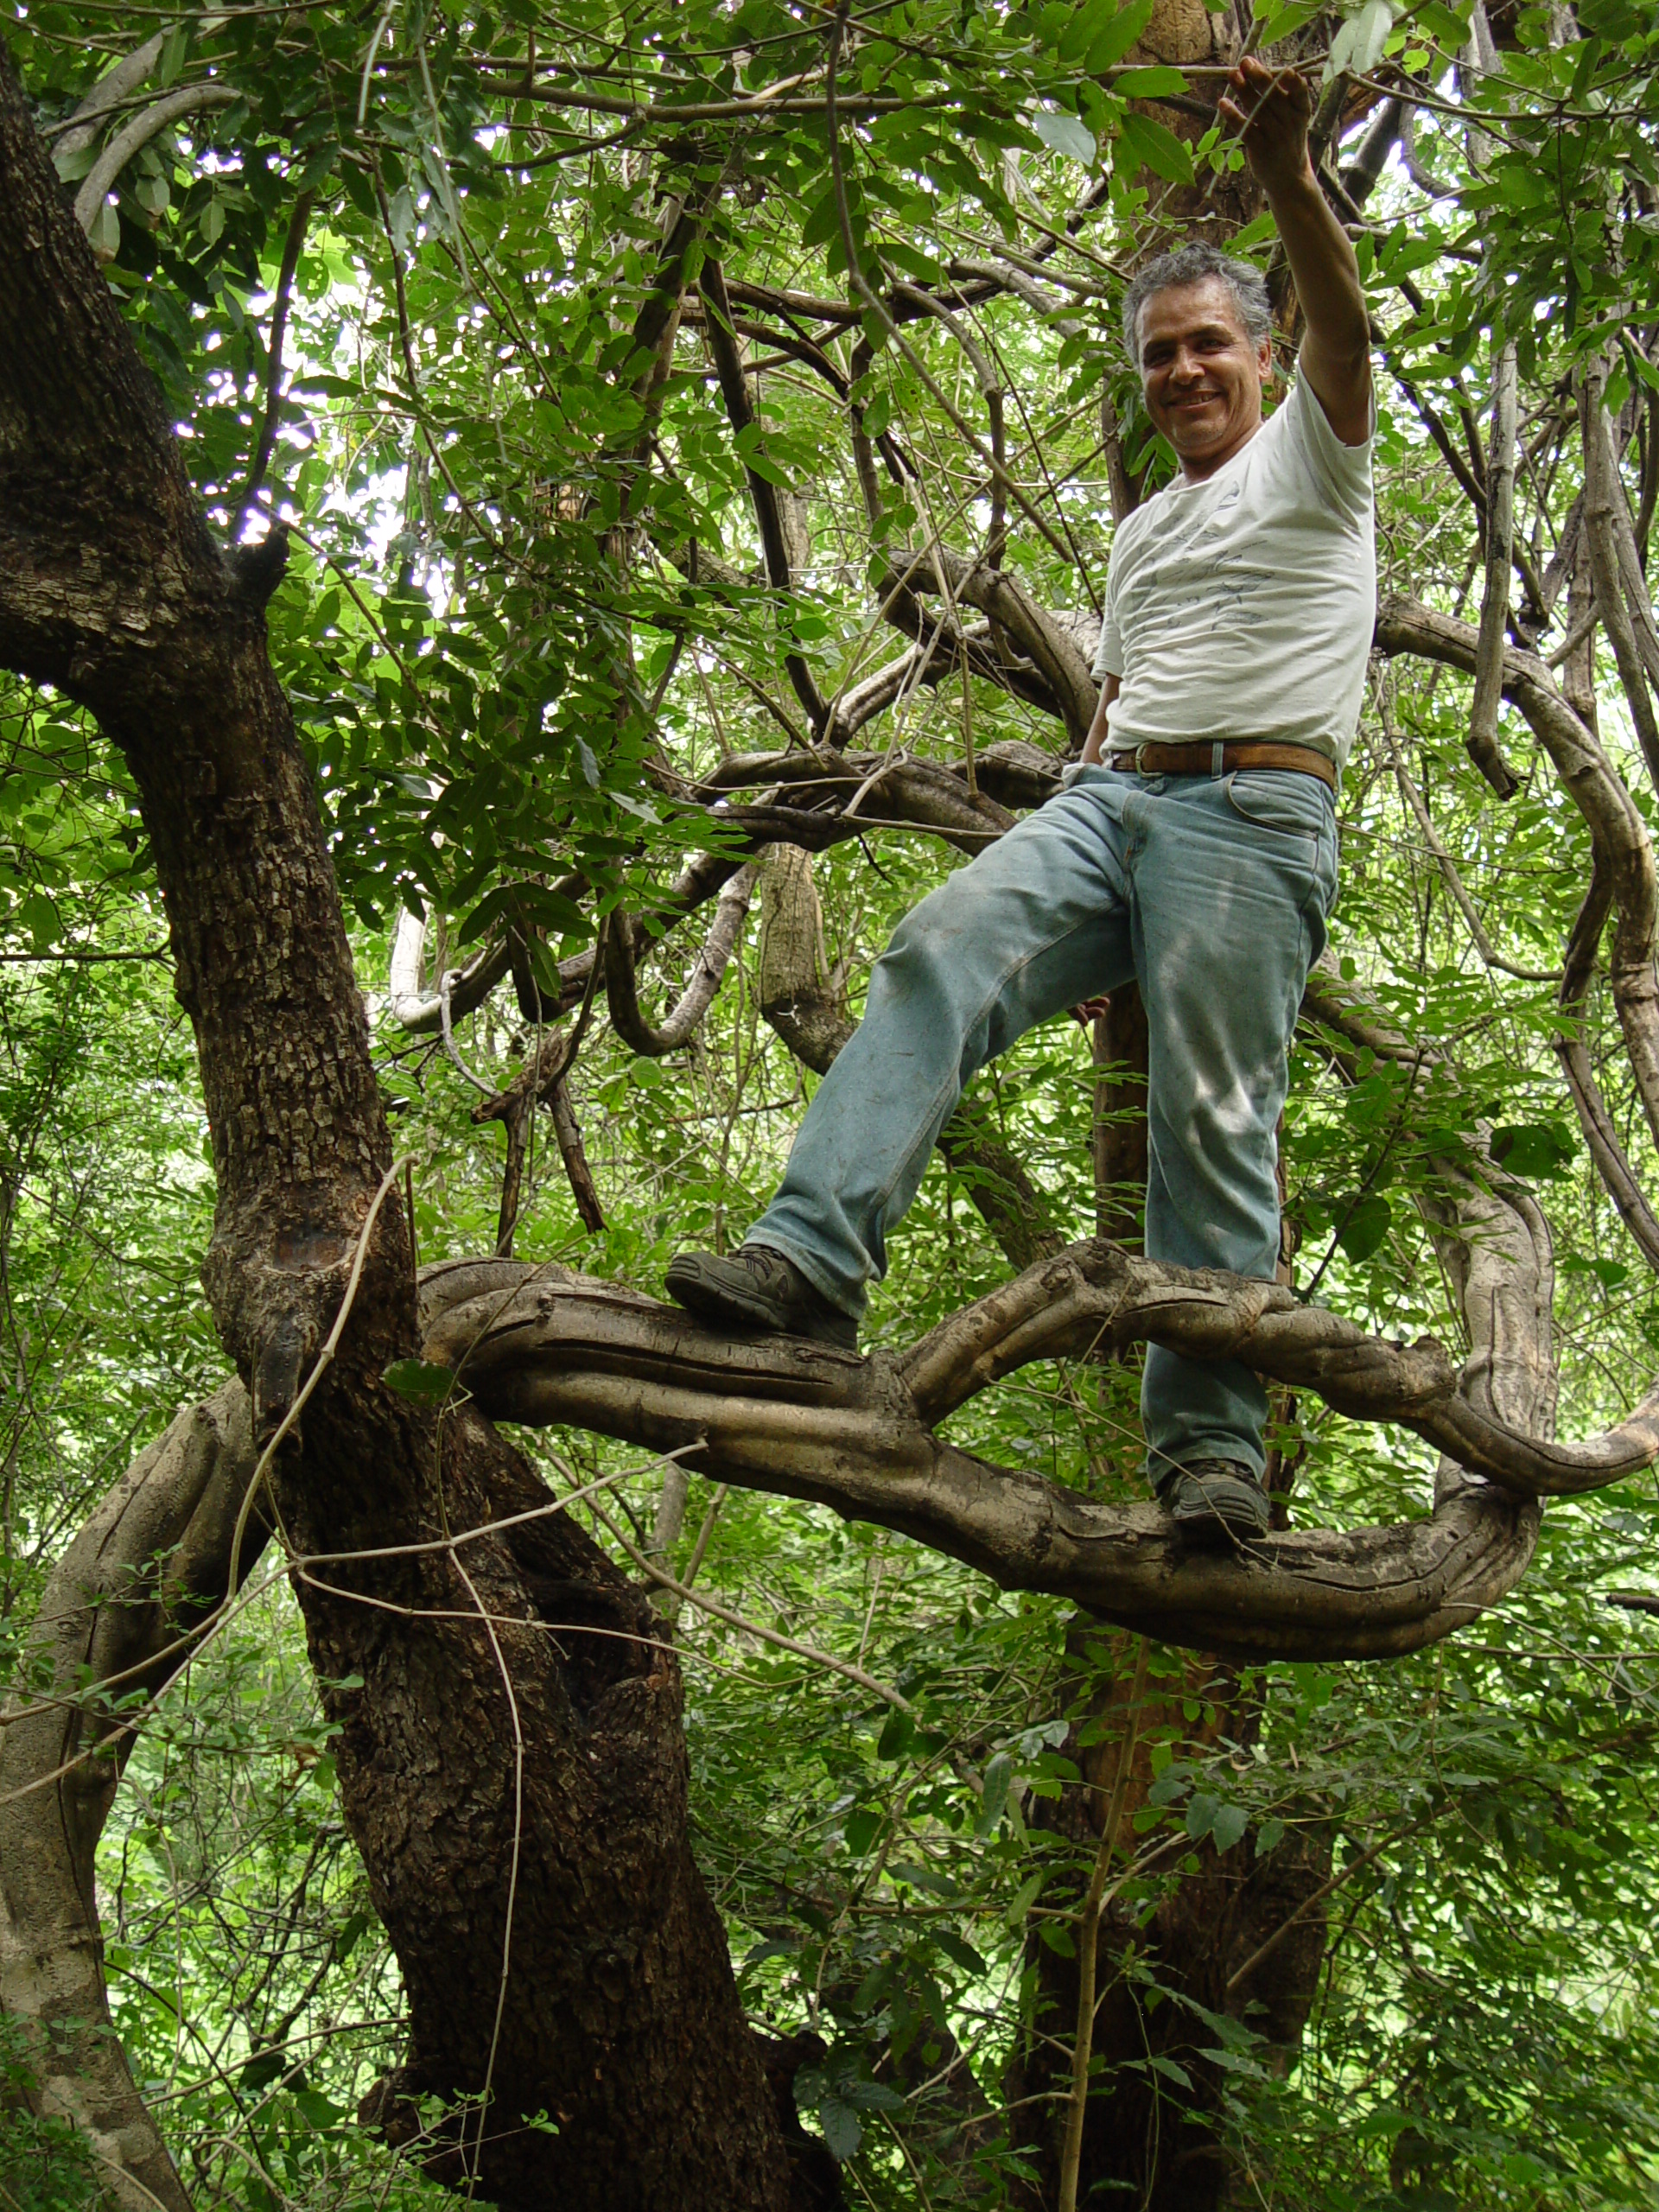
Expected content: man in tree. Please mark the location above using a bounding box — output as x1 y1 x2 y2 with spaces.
669 60 1374 1543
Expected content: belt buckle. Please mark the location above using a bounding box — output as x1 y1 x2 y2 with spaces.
1134 742 1151 777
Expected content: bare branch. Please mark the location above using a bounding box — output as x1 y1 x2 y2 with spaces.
232 190 315 538
604 863 760 1056
1466 339 1521 796
1554 861 1659 1269
54 32 166 164
1582 357 1659 789
1376 593 1659 1161
697 260 828 735
413 1243 1572 1662
73 83 237 238
0 1385 262 2212
386 912 514 1033
879 543 1098 749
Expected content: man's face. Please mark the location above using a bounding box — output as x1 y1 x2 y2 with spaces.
1135 277 1273 480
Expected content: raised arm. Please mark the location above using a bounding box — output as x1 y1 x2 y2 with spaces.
1221 57 1372 448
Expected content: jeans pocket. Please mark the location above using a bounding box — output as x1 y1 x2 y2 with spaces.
1224 770 1332 838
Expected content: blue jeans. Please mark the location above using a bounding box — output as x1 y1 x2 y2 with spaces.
749 766 1338 1485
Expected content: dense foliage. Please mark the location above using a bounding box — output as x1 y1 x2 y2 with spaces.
5 0 1659 2204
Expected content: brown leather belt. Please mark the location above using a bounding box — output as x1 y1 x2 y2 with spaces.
1109 741 1338 794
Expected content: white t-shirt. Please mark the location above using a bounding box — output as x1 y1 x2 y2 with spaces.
1092 372 1376 771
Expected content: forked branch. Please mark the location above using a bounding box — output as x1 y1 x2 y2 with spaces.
414 1241 1585 1662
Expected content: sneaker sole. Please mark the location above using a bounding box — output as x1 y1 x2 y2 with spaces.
1172 1503 1268 1548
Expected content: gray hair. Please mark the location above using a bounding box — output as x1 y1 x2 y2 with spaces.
1121 243 1272 365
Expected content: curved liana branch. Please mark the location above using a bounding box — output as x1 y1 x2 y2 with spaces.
1376 593 1659 1169
605 861 760 1057
0 1384 263 2212
411 1236 1626 1662
72 83 238 242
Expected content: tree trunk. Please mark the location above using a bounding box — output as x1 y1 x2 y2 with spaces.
1006 1000 1331 2210
1005 1628 1331 2212
0 49 823 2209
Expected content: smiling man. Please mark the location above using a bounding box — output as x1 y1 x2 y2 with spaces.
668 61 1375 1546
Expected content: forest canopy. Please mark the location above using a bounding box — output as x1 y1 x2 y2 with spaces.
3 1 1659 2208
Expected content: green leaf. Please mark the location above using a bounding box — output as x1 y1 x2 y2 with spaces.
1007 1870 1047 1926
292 2088 345 2131
1414 0 1474 43
1230 209 1278 251
876 1708 915 1760
1255 0 1323 39
845 2077 906 2113
1185 1789 1219 1840
1336 1192 1392 1261
1491 1122 1573 1178
1326 0 1395 81
976 1749 1014 1834
240 2048 289 2093
1211 1802 1249 1853
1115 66 1188 96
382 1358 456 1401
842 1805 883 1856
15 893 59 953
818 2096 862 2161
158 22 191 86
1117 110 1193 182
1083 0 1158 73
1057 0 1126 64
933 1928 989 1977
1033 108 1097 165
334 1908 374 1960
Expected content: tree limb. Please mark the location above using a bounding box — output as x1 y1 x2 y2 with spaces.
1376 593 1659 1163
697 260 828 735
1465 339 1520 796
53 33 166 166
0 1385 263 2212
73 84 237 238
414 1243 1572 1662
877 544 1097 749
1581 357 1659 790
232 190 315 538
605 862 760 1056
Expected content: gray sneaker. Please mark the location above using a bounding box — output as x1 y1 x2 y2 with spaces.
1158 1459 1270 1546
665 1245 859 1350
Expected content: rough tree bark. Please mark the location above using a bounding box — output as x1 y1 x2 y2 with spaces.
0 48 830 2212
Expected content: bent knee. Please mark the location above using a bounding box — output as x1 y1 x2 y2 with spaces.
883 887 973 973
